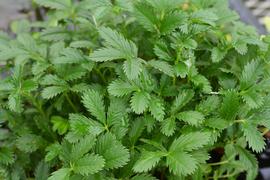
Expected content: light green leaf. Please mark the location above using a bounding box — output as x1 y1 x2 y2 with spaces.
45 143 62 162
161 117 176 136
123 58 143 80
196 95 220 115
149 96 165 121
48 168 70 180
16 134 44 153
42 86 67 99
191 74 212 93
176 111 205 126
40 27 70 41
73 154 105 175
133 1 157 32
108 79 137 97
240 61 262 90
235 146 258 179
169 132 210 152
99 27 137 58
160 12 186 34
41 75 67 86
69 114 104 137
53 48 86 64
133 151 165 172
167 151 198 176
82 90 106 123
90 47 124 62
242 122 265 153
220 90 240 121
241 89 264 109
148 60 174 77
171 89 194 113
8 93 23 113
130 91 150 114
204 118 229 130
96 133 130 169
211 47 226 63
51 116 69 135
70 135 96 160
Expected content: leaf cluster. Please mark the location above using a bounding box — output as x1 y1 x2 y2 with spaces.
0 0 270 179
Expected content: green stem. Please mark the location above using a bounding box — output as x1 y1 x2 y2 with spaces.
234 119 246 124
262 128 269 136
24 93 46 118
65 93 78 113
208 160 229 166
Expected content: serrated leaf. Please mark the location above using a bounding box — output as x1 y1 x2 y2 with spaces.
48 168 70 180
90 47 124 62
220 90 240 121
34 161 49 180
192 10 218 26
133 1 157 32
148 60 174 77
167 151 198 176
96 133 130 169
16 134 44 153
204 118 229 130
191 74 212 93
69 114 104 137
130 91 150 114
233 41 248 55
242 122 265 153
53 48 86 64
8 93 23 113
174 62 188 78
51 116 69 135
169 132 210 152
149 96 165 121
70 135 96 160
154 42 171 61
73 154 105 175
171 89 194 113
161 117 176 136
211 47 226 63
123 58 143 80
177 111 204 126
22 80 38 92
235 146 258 179
82 90 106 123
42 86 67 99
133 151 165 173
196 95 220 115
41 75 67 86
108 79 137 97
240 61 262 90
160 12 186 34
99 27 137 58
45 143 62 162
129 118 146 144
40 27 70 41
0 147 14 165
241 89 264 109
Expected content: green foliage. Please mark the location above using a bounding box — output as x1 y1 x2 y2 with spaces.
0 0 270 179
